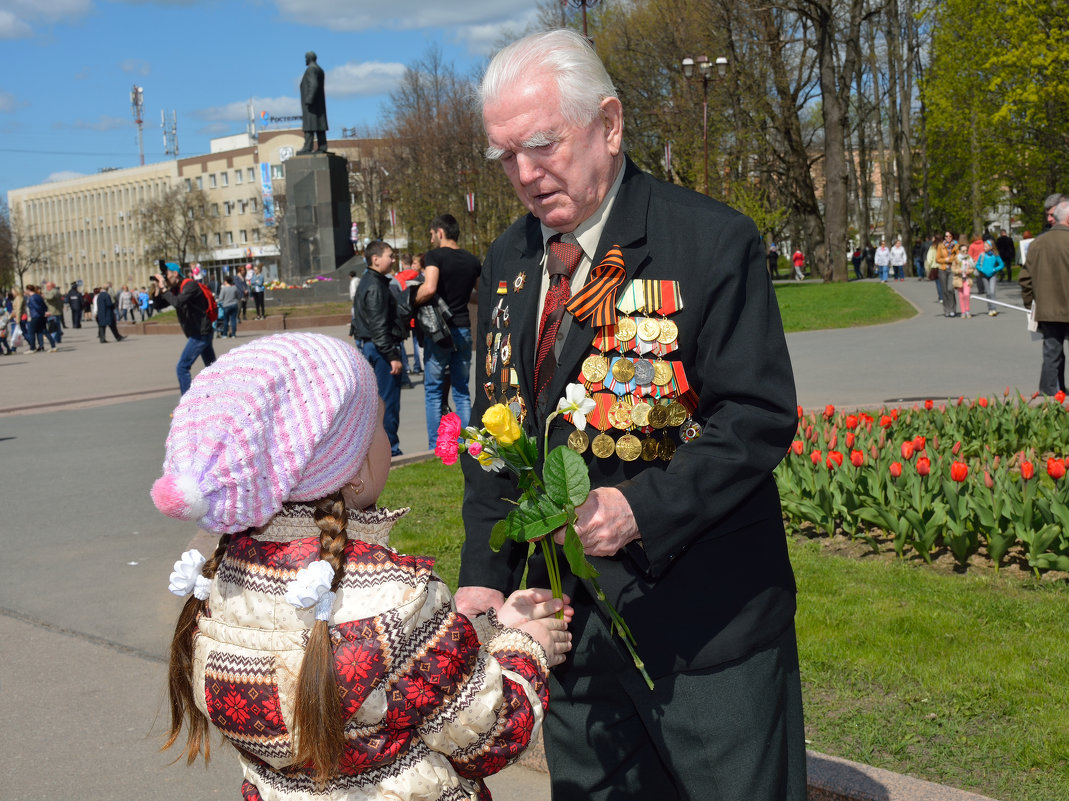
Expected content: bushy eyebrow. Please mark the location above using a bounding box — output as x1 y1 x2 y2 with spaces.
485 130 561 161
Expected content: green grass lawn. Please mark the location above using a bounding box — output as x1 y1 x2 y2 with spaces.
775 282 915 332
380 458 1069 801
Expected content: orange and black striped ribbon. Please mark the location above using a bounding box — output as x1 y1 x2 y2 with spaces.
565 245 626 327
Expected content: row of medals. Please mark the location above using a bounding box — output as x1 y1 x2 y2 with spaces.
566 314 700 462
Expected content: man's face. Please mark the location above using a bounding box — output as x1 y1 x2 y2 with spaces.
372 248 394 273
484 73 623 233
429 228 441 248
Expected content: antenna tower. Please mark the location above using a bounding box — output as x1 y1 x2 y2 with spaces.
130 85 145 166
162 109 179 158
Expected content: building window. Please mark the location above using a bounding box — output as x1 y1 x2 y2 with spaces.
235 170 243 185
252 229 261 242
240 230 248 243
214 233 222 246
221 172 229 187
209 174 217 188
184 178 192 191
271 164 284 180
250 198 258 212
248 167 256 181
226 231 234 245
200 234 207 247
223 202 232 216
196 176 203 190
239 200 247 214
211 203 219 217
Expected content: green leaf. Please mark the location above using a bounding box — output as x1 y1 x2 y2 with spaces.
543 446 591 507
562 524 599 579
489 519 508 552
511 494 571 542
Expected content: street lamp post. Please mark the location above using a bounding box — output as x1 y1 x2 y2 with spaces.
680 55 728 196
560 0 600 38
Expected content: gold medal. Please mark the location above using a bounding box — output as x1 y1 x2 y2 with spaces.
637 316 661 342
641 437 660 461
648 404 669 429
609 399 633 430
582 354 609 383
665 400 688 426
615 317 638 343
659 437 677 461
567 429 590 454
657 319 679 344
630 400 652 427
611 357 636 383
615 433 642 462
592 432 616 458
652 361 673 387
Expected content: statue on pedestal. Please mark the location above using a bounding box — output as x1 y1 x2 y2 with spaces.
297 51 327 154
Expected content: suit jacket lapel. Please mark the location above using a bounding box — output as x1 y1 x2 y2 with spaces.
548 159 652 407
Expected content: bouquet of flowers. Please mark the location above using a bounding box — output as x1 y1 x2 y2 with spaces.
436 383 653 689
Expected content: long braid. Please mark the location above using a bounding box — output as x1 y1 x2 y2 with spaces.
164 532 233 764
292 491 349 784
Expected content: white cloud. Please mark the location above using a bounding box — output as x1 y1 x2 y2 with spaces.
193 96 298 122
327 61 405 97
274 0 531 34
0 91 15 112
52 115 133 131
120 58 151 76
0 9 32 38
46 170 87 183
197 122 233 136
0 0 92 38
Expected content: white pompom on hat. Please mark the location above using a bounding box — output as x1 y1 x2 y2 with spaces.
151 332 379 533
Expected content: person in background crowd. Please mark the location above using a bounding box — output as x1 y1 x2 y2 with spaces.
43 282 65 332
792 247 805 280
1019 230 1035 268
873 239 891 282
66 282 83 328
392 253 423 376
967 233 986 263
936 230 958 317
152 260 216 394
250 263 266 319
954 242 976 319
851 246 863 280
233 267 249 321
1020 199 1069 395
995 229 1016 282
138 286 151 320
217 275 241 338
925 234 942 301
890 237 907 281
93 285 124 343
118 285 136 324
0 307 13 354
767 244 781 279
1041 193 1065 232
974 239 1004 317
24 284 57 352
912 238 927 280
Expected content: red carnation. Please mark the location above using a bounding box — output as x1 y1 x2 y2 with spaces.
434 413 463 466
950 461 968 482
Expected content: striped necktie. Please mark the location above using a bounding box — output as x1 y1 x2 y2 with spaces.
534 235 583 401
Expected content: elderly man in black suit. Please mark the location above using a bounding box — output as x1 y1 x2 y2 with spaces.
455 28 804 801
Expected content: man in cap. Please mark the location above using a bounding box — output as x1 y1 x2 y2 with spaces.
152 260 217 394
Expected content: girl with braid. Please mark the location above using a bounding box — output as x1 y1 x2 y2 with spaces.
152 332 572 801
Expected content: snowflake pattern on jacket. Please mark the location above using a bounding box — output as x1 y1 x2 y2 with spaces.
190 504 549 801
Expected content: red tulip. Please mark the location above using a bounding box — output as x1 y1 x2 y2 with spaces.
924 399 934 410
1020 460 1035 480
950 461 968 482
901 441 915 460
1004 386 1010 397
845 414 859 430
879 414 893 428
957 395 965 406
828 432 838 449
804 424 814 441
791 440 804 455
824 404 835 419
890 408 900 421
811 449 822 465
827 450 844 467
912 436 926 451
984 470 994 490
952 440 962 455
889 461 902 478
1047 458 1066 480
797 405 804 417
845 432 855 449
916 457 931 476
978 396 989 408
850 450 864 467
1056 391 1067 404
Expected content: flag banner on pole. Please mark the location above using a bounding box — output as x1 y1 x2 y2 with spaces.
389 207 397 228
260 163 276 227
466 192 475 213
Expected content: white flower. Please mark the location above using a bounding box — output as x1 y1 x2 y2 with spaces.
479 456 506 472
284 559 335 609
557 383 597 431
168 550 208 598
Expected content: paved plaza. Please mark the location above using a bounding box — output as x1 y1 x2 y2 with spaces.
0 278 1040 799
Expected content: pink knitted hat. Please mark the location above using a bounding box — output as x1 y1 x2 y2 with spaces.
151 332 379 533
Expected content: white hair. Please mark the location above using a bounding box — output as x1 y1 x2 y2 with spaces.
479 28 618 129
1052 199 1069 225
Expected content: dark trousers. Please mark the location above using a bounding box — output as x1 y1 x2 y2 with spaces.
357 339 402 456
98 320 122 342
545 613 807 801
252 291 265 317
71 306 82 328
301 130 327 152
1038 321 1069 395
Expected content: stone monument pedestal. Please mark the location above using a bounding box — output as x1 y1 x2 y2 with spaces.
279 152 354 279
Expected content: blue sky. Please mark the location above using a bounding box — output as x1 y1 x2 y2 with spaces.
0 0 549 200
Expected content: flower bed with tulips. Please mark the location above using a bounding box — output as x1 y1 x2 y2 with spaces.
777 391 1069 577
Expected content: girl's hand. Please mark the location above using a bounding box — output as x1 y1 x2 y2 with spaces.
497 588 573 628
514 616 572 667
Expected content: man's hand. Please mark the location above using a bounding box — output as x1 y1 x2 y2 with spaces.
389 359 403 375
454 586 505 618
555 487 640 557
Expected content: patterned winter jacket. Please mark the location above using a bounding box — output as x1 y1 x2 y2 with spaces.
191 504 550 801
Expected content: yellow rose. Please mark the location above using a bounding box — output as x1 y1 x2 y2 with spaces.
482 404 521 445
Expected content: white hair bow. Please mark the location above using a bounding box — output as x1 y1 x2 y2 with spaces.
168 549 212 601
284 560 336 622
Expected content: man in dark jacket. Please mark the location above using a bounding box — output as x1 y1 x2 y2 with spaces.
66 282 83 328
1020 200 1069 395
995 229 1016 282
353 241 404 455
93 286 124 343
152 260 216 394
297 51 327 154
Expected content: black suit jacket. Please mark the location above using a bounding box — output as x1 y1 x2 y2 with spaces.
460 159 799 679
